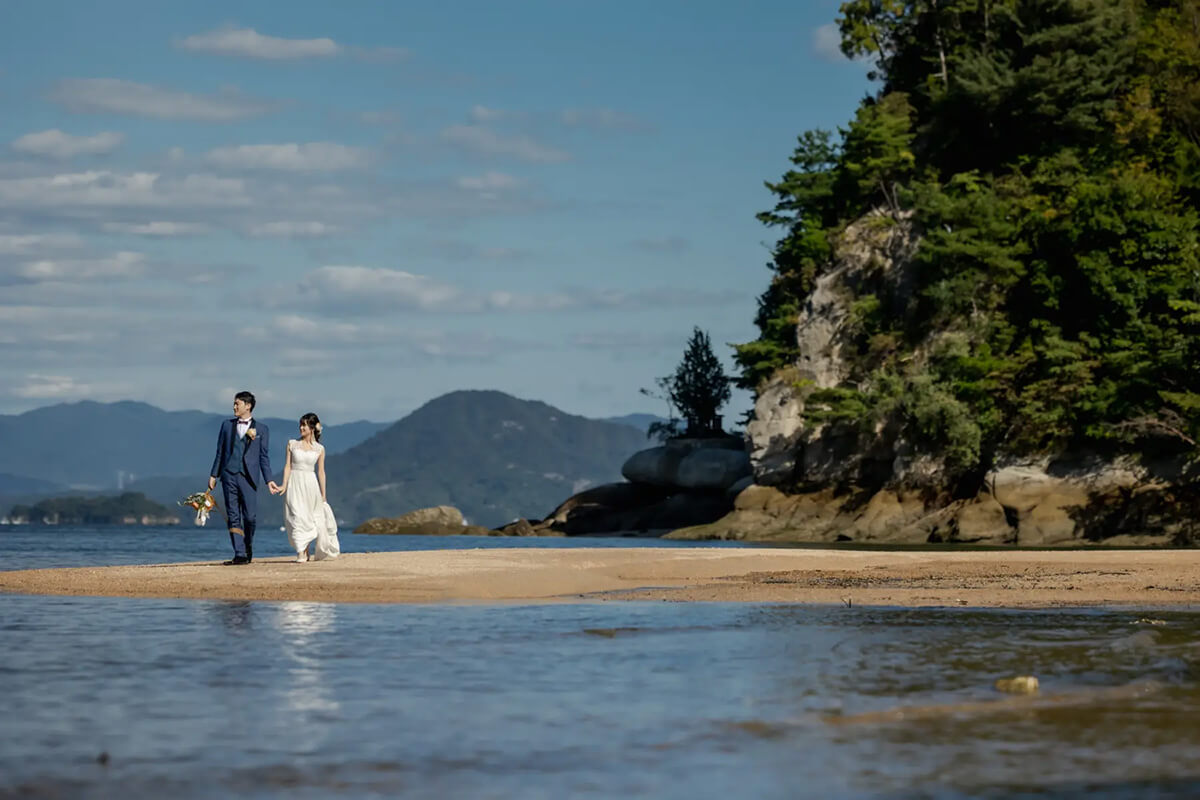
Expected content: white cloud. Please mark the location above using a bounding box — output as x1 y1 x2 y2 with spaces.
455 171 520 191
206 142 369 171
0 233 84 255
297 266 465 311
176 26 406 63
10 374 93 400
236 313 521 366
431 241 531 261
12 129 125 159
286 265 742 316
268 313 361 342
469 105 508 123
247 221 340 238
569 332 682 351
441 125 568 163
177 26 339 59
52 78 277 121
102 221 210 236
11 251 145 282
813 23 848 62
407 330 519 361
0 170 250 210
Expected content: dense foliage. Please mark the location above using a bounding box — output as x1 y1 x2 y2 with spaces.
736 0 1200 471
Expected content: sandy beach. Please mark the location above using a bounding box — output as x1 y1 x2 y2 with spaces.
2 547 1199 606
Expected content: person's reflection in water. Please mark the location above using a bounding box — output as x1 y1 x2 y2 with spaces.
214 600 256 634
277 602 340 714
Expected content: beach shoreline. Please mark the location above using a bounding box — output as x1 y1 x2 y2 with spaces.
1 547 1199 607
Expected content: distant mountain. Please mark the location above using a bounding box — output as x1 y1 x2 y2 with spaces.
0 401 388 488
327 390 649 528
603 413 668 436
0 472 62 494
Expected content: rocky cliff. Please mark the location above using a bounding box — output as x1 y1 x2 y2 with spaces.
672 211 1200 546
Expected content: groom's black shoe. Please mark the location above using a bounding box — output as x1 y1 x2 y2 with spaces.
223 555 251 565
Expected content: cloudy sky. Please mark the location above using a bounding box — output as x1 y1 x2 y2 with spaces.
0 0 869 424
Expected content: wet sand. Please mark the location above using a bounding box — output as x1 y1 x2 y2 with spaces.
1 547 1199 606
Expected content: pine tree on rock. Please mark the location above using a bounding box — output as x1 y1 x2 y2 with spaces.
668 328 732 436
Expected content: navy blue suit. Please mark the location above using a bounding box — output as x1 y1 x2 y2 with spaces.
210 418 273 560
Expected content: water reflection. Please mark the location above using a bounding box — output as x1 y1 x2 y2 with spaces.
275 602 340 715
5 597 1200 799
213 600 256 634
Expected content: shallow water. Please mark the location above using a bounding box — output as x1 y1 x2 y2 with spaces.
0 524 746 572
2 529 1199 798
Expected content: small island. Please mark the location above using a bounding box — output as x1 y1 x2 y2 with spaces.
5 492 181 526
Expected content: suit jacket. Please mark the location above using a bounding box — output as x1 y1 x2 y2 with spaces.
210 418 273 489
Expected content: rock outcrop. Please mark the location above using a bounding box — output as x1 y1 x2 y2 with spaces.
496 436 751 536
668 457 1200 545
354 505 493 536
621 438 751 489
668 209 1200 546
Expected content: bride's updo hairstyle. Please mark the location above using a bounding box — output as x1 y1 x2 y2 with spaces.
300 412 322 442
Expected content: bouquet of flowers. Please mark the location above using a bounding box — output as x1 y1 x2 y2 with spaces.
179 489 217 527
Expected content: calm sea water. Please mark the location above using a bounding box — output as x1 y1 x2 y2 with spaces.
2 528 1200 799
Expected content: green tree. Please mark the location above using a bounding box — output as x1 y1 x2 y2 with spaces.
651 328 733 437
736 0 1200 470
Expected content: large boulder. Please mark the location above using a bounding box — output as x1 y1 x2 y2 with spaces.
491 518 565 537
354 505 492 536
531 481 734 535
621 438 750 491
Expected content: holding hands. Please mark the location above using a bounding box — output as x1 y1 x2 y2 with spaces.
268 481 284 495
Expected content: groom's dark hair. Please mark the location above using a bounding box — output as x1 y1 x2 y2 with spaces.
235 391 256 411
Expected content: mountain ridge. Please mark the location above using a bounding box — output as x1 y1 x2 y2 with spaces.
327 390 650 527
0 401 387 488
2 392 657 528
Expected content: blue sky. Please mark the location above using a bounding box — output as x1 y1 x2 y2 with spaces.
0 0 870 424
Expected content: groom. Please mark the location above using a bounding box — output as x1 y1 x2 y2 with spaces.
208 391 279 565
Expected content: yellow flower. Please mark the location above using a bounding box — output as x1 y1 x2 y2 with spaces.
246 428 257 441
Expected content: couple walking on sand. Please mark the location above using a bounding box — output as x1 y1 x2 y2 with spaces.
208 390 340 565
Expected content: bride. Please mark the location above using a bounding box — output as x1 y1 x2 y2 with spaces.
273 412 340 562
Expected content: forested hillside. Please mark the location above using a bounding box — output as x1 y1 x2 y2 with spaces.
737 0 1200 476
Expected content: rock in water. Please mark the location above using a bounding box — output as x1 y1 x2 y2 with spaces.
355 505 491 535
994 675 1039 694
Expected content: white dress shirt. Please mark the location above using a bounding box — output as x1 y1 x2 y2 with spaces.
236 417 253 439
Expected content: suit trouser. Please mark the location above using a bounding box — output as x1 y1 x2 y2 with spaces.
221 472 257 559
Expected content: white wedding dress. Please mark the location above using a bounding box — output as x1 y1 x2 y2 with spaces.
284 440 340 561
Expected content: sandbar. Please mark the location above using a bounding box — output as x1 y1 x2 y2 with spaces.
1 547 1199 606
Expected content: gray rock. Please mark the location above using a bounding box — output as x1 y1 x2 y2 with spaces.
747 380 805 487
537 480 730 535
622 438 750 491
354 505 482 535
676 448 751 490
